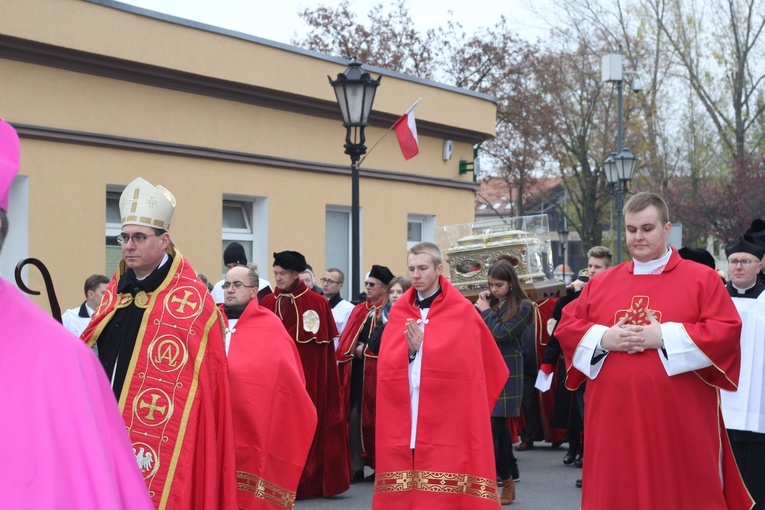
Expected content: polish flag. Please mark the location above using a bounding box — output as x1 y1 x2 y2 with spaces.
393 100 421 160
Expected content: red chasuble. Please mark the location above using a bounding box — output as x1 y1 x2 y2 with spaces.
261 281 350 499
82 246 237 510
336 299 383 417
373 276 508 510
225 302 317 510
555 250 753 510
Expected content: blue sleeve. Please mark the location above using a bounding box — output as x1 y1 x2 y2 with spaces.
480 301 533 350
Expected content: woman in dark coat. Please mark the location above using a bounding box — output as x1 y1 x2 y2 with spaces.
475 260 534 505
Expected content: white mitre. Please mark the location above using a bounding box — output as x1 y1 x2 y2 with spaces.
119 177 176 230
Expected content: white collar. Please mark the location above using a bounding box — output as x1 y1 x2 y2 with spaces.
633 248 672 275
732 280 758 294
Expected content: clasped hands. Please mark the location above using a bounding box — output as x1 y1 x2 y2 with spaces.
600 310 663 354
405 318 423 356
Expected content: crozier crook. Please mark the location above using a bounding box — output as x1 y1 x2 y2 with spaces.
15 257 62 323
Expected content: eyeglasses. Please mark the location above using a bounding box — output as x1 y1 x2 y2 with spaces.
320 278 340 285
728 258 757 267
116 233 160 245
222 281 257 290
364 281 378 287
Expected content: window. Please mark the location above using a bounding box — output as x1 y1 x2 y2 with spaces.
407 214 436 249
221 196 268 280
326 206 354 301
105 190 122 275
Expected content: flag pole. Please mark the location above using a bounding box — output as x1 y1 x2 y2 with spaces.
358 98 421 168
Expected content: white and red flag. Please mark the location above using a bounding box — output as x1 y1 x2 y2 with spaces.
393 99 421 160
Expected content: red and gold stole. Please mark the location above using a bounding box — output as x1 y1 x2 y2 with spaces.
83 246 225 508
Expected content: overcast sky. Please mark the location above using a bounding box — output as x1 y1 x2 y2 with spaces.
122 0 552 45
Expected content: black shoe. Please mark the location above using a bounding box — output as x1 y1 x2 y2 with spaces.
351 470 365 484
574 455 583 468
563 451 576 465
552 441 563 448
364 472 375 482
575 479 582 488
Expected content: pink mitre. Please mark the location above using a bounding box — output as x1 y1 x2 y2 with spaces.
0 118 20 211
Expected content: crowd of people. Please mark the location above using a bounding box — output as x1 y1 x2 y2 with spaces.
3 113 764 510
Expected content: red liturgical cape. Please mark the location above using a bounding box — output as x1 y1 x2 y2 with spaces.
555 250 753 510
261 281 350 498
225 302 317 510
82 247 238 510
373 276 508 510
336 299 383 417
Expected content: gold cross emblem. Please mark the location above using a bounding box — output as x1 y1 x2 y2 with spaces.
171 290 198 314
139 393 167 421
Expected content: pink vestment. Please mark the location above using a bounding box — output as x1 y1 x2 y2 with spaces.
0 278 153 509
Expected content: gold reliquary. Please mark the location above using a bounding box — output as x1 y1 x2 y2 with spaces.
436 215 565 302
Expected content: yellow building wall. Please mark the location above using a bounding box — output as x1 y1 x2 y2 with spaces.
0 0 493 310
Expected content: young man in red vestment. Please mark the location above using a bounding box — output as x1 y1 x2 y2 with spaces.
82 177 237 510
221 265 317 510
260 251 350 499
373 242 508 509
337 264 394 483
555 192 753 510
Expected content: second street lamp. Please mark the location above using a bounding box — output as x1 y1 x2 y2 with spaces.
329 60 381 302
603 148 637 264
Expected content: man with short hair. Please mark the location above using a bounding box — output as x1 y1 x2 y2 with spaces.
220 264 318 510
62 273 109 338
373 242 508 509
555 192 752 509
322 268 354 336
337 264 393 483
82 177 237 510
261 251 350 499
0 119 153 509
721 234 765 510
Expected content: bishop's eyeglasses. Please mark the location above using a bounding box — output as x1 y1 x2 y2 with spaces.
222 281 257 290
116 233 160 245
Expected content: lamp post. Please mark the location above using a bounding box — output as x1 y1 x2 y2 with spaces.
602 45 641 264
603 148 638 264
558 219 569 282
329 60 381 302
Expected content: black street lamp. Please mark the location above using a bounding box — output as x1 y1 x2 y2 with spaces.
602 45 641 264
603 148 637 264
558 220 569 280
329 60 381 301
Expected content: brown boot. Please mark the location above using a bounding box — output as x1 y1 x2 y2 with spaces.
500 478 515 505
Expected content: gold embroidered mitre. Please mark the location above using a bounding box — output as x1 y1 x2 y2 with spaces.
119 177 176 230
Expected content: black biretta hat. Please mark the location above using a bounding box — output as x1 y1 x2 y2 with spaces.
273 251 307 272
369 265 394 285
725 234 765 259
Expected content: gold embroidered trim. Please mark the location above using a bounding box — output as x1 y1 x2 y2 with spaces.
374 470 499 502
237 471 296 510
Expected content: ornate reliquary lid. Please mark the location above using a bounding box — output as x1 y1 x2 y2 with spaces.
446 227 547 291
